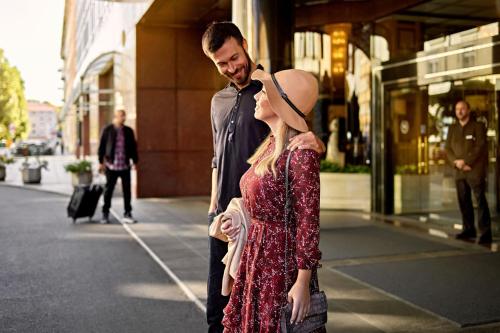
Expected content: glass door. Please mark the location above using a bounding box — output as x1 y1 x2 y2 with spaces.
388 75 499 226
389 85 432 214
426 76 499 223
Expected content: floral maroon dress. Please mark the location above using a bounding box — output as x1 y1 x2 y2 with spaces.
222 138 323 332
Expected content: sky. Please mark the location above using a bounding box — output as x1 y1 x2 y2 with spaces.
0 0 65 106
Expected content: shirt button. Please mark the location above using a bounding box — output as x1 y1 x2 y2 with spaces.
238 93 241 96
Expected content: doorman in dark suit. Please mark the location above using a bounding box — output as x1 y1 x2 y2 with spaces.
445 100 492 244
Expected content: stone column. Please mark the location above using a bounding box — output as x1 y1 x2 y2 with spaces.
232 0 294 72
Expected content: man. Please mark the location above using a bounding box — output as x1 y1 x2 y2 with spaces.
98 109 138 224
202 22 325 333
445 100 492 244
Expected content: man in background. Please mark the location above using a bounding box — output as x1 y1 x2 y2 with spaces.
445 100 492 244
98 109 138 224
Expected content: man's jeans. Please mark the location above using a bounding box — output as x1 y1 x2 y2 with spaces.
102 168 132 215
207 212 230 333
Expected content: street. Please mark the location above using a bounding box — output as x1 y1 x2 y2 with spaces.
2 181 500 332
0 186 205 332
1 0 500 332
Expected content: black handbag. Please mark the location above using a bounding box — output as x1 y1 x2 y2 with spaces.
280 151 328 333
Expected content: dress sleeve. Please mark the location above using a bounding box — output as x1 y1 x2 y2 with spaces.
289 149 322 270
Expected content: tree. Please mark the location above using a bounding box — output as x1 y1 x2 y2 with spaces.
0 49 29 140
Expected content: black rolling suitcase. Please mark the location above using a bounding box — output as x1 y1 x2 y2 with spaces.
67 184 104 223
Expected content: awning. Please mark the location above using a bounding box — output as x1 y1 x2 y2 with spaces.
81 52 114 80
60 52 117 120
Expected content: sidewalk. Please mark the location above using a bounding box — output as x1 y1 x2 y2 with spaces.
2 156 500 332
111 199 500 333
2 155 75 195
1 154 132 197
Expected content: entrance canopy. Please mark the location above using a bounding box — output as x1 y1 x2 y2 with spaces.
61 52 118 118
295 0 499 38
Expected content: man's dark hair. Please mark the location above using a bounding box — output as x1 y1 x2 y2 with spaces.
202 21 244 55
456 99 470 109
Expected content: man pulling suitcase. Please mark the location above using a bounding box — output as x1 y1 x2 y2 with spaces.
98 109 139 224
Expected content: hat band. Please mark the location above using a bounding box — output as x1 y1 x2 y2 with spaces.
271 74 306 119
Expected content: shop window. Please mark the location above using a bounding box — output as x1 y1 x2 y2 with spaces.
462 51 476 68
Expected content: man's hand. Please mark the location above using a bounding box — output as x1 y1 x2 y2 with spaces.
209 168 218 216
463 165 472 172
221 218 241 242
454 159 466 170
208 204 217 215
98 163 106 174
207 211 217 224
287 131 325 154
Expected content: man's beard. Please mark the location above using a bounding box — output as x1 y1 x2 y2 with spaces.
225 50 252 86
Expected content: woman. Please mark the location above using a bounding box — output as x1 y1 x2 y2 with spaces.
222 69 324 332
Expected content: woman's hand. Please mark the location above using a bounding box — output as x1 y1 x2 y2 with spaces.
221 218 241 242
287 277 311 324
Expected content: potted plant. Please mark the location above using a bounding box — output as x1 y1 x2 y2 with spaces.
20 156 48 184
64 160 93 187
320 160 371 211
0 155 15 181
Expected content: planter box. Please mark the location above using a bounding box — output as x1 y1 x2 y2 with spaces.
394 174 431 214
0 165 5 181
22 167 42 184
71 171 93 187
320 172 371 211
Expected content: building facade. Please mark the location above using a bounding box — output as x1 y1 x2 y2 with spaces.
61 0 226 198
27 101 58 141
61 0 500 228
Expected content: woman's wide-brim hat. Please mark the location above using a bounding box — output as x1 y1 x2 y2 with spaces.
252 69 318 133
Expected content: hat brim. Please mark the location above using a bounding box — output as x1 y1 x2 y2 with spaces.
252 69 309 133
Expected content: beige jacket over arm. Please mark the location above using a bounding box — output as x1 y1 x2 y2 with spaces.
209 197 250 296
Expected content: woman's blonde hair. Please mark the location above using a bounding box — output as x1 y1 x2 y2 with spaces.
248 121 299 178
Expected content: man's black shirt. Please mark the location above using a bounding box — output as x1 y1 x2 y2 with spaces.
210 75 269 214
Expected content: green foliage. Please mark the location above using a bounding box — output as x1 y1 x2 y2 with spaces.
0 154 14 165
395 164 418 175
320 159 370 173
0 49 29 140
21 156 48 169
64 160 92 174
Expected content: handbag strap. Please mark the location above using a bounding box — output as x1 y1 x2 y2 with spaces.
284 150 293 292
284 150 319 296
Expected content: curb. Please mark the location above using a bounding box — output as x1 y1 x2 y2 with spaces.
369 211 499 252
0 182 71 197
